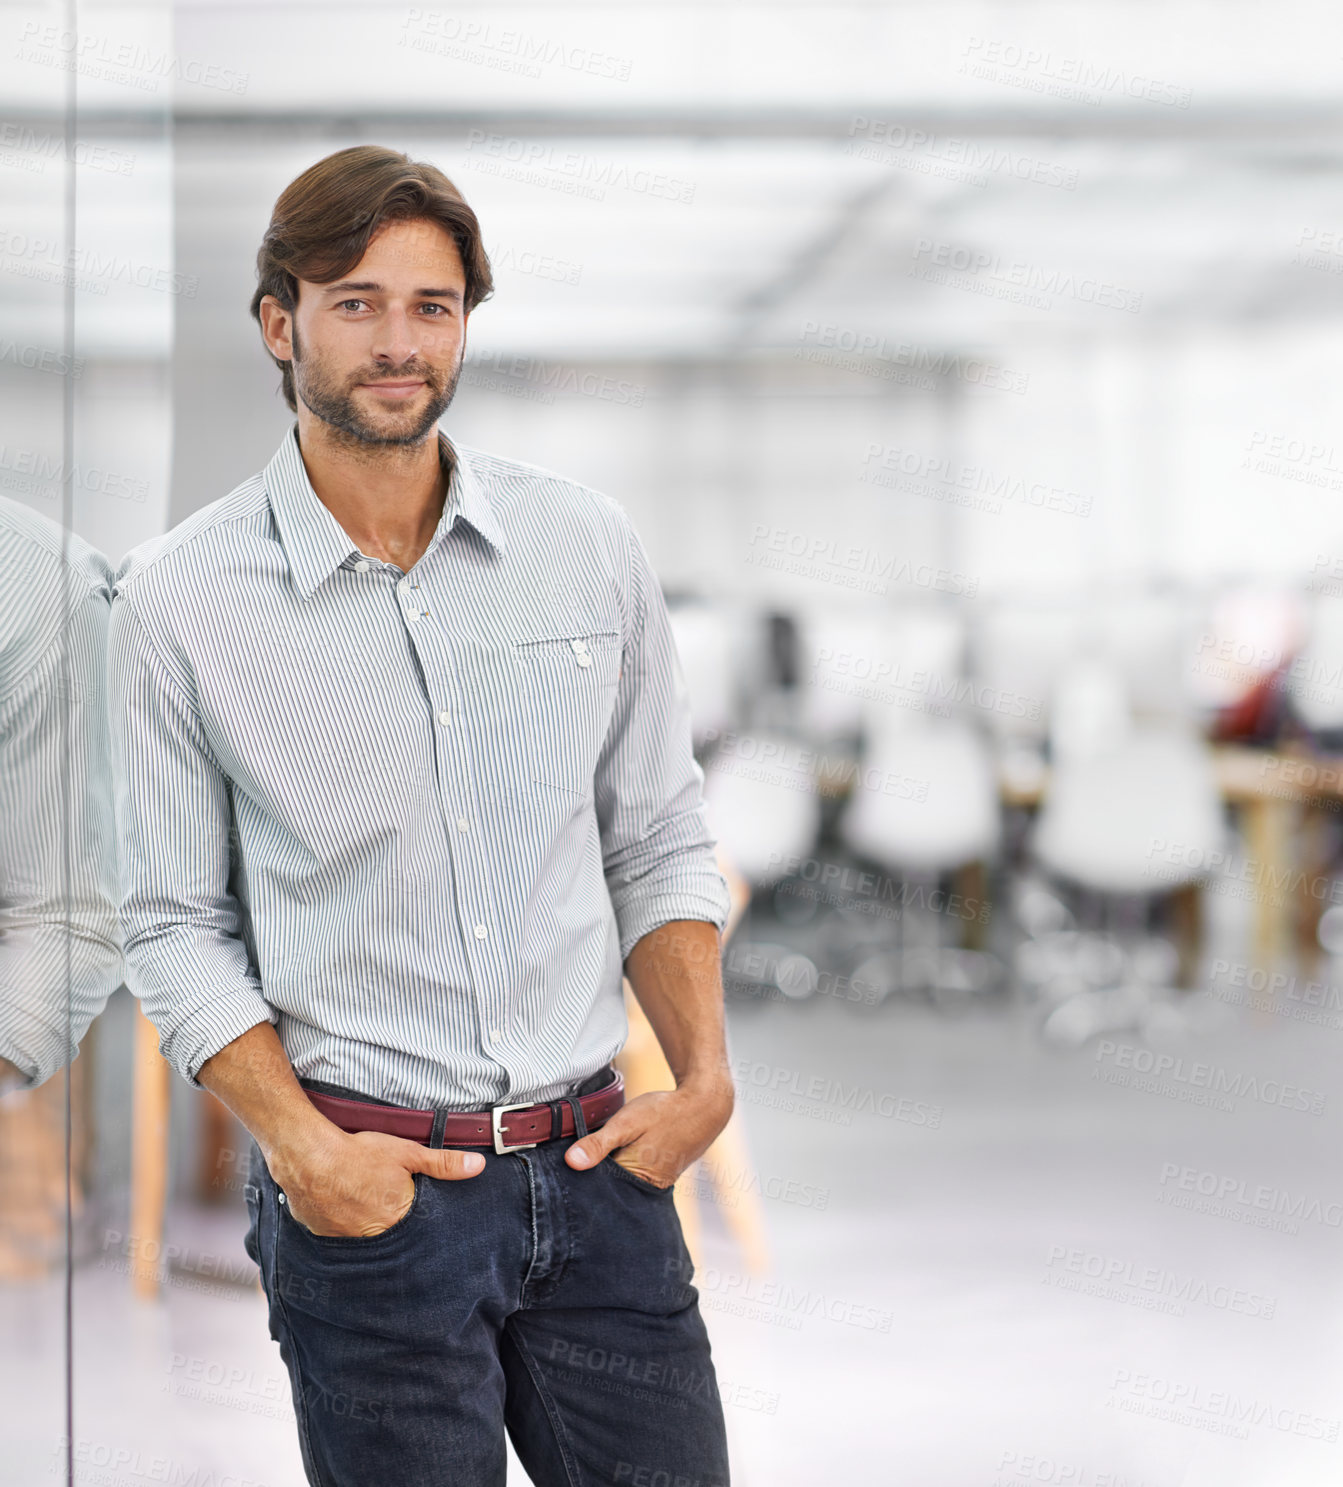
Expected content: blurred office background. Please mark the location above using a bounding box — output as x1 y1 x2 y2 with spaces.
8 2 1343 1483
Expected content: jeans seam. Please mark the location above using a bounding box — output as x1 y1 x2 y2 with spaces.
506 1325 585 1487
517 1153 541 1307
282 1345 332 1487
264 1172 333 1487
549 1162 577 1294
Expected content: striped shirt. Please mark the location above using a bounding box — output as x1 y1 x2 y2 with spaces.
106 424 729 1109
0 496 123 1087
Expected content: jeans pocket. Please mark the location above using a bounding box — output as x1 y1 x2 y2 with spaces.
242 1177 285 1344
242 1182 262 1269
277 1171 425 1246
607 1157 676 1196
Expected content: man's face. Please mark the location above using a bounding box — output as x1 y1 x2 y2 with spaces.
285 217 469 445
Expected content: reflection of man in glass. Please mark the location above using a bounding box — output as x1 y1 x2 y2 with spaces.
0 494 123 1274
108 147 734 1485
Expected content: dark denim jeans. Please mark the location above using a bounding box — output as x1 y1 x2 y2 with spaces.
242 1089 731 1486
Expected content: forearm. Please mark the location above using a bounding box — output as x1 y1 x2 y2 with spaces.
197 1020 483 1235
623 919 731 1093
197 1021 339 1184
566 919 732 1182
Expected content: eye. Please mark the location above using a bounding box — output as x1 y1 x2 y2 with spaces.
419 303 452 316
337 299 367 312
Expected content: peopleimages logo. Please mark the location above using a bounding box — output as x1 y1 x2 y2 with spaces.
845 116 1079 192
463 349 644 406
0 444 147 502
1107 1369 1340 1443
958 37 1192 110
53 1438 273 1486
764 850 991 924
463 130 695 204
795 321 1029 394
16 21 250 94
1157 1162 1343 1231
730 1055 942 1127
400 10 634 81
0 226 197 296
1043 1245 1276 1320
664 1258 895 1332
0 340 84 378
1093 1040 1326 1116
0 123 135 176
909 238 1144 314
745 523 980 599
860 440 1093 519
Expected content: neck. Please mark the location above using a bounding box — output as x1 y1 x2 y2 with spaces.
293 408 452 572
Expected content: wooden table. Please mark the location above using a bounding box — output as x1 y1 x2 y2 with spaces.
1214 744 1343 972
999 743 1343 973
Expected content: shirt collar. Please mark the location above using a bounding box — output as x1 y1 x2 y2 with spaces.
265 423 506 600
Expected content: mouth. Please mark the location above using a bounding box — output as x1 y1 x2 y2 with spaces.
359 380 427 399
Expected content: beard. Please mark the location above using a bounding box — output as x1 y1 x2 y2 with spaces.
291 323 461 446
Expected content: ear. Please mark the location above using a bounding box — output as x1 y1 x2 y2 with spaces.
258 295 294 363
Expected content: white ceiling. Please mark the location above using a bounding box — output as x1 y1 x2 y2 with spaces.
6 1 1343 359
171 125 1343 363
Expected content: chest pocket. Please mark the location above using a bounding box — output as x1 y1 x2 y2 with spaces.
514 627 622 795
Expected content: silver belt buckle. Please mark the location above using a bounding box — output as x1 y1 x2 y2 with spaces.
491 1099 543 1155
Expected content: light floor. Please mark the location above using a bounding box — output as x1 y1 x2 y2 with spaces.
4 970 1342 1486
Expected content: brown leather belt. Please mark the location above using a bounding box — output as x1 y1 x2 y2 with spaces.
302 1071 625 1154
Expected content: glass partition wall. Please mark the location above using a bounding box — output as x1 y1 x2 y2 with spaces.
1 2 172 1481
9 7 1343 1486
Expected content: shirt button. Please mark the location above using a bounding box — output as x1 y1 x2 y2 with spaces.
354 559 371 573
576 653 592 668
406 610 421 624
488 1027 502 1041
456 816 470 832
570 638 588 654
474 923 489 940
438 710 452 726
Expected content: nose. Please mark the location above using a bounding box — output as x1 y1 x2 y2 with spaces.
369 306 422 371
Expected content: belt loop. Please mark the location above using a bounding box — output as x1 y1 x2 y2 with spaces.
565 1094 589 1140
547 1099 565 1141
429 1107 450 1148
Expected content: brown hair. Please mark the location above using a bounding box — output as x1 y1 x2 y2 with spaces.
249 145 493 411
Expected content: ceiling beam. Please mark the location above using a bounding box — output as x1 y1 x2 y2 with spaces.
7 105 1343 143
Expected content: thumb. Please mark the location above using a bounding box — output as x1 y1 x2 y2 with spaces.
405 1144 487 1180
565 1115 632 1170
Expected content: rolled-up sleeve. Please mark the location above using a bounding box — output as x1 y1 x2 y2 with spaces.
106 591 275 1086
593 510 730 963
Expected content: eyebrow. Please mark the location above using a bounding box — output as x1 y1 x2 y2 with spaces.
322 280 463 301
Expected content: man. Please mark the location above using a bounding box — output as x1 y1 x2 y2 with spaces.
0 495 122 1274
1 494 121 1091
107 144 735 1485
